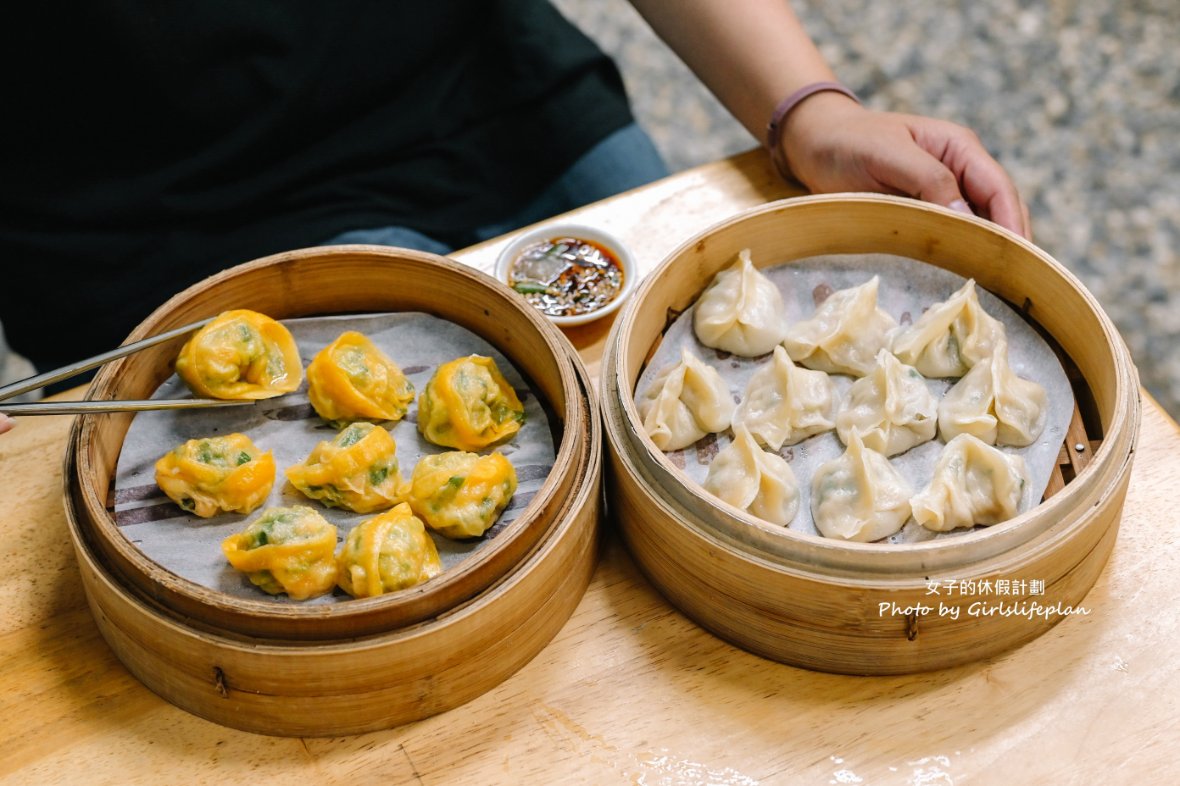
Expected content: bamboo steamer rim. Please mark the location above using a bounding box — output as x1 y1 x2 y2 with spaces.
72 245 591 640
603 194 1140 576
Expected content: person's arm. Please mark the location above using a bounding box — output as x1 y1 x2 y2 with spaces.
625 0 1030 238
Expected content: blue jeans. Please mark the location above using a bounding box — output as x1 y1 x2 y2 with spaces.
323 123 669 254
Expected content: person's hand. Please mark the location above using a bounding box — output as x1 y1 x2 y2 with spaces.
779 93 1031 239
0 414 13 435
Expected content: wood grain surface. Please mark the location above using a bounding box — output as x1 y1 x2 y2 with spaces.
2 151 1175 784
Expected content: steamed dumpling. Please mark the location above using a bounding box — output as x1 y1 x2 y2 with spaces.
693 249 787 356
306 331 415 426
784 277 897 376
888 279 1005 378
811 432 913 542
154 433 275 518
835 349 938 457
407 451 518 539
637 347 735 451
285 422 407 513
175 309 303 400
417 355 525 451
911 434 1029 532
702 424 800 526
336 503 442 598
734 345 836 450
221 506 339 600
938 336 1047 447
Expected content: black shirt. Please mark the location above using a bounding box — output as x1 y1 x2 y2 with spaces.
1 1 633 366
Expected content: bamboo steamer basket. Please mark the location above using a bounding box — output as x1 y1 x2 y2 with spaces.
64 246 602 735
70 246 588 640
602 194 1140 675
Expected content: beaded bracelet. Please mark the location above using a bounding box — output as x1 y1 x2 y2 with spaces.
765 81 860 181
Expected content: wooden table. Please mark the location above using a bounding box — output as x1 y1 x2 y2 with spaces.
3 151 1176 785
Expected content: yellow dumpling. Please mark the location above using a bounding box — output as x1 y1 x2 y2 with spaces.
154 433 275 517
336 503 442 598
221 506 339 600
306 331 415 425
175 309 303 400
407 451 518 539
417 355 525 451
285 422 407 513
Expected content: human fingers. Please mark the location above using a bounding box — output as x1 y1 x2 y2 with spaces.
0 414 14 436
784 104 975 214
905 116 1030 239
781 103 1030 238
848 123 970 214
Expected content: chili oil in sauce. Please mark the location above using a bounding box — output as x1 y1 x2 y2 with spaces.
508 236 624 317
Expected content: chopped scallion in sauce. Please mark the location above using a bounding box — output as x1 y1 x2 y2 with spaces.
509 236 624 317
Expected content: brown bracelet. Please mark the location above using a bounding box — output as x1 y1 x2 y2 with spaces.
765 81 860 181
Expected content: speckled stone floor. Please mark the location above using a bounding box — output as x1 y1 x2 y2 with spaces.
554 0 1180 418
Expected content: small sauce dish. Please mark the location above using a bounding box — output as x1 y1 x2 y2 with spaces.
495 223 637 327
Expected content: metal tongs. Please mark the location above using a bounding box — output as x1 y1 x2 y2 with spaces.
0 318 256 415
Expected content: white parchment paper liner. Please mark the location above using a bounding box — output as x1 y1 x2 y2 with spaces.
635 254 1074 545
113 312 557 603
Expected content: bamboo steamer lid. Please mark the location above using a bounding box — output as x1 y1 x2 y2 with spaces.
602 195 1140 675
63 246 603 735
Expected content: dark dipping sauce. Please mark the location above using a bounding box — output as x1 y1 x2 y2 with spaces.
508 236 625 317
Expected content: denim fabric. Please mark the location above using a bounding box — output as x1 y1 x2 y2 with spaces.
469 122 669 242
322 226 453 256
321 123 668 253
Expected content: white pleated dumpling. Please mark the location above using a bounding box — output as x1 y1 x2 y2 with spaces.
810 432 913 542
783 276 897 376
835 349 938 457
734 345 836 450
693 249 787 357
637 347 735 451
888 279 1005 378
911 434 1029 532
938 336 1047 447
703 424 800 526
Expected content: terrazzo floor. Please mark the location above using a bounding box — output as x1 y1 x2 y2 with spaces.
554 0 1180 418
